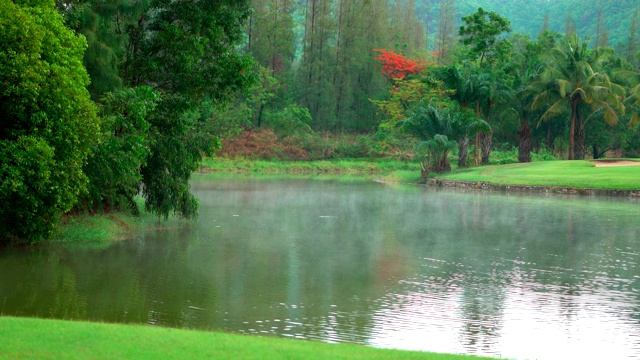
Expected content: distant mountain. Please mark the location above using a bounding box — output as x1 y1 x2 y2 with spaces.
418 0 639 49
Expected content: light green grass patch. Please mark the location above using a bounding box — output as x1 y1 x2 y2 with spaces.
55 213 139 248
0 317 495 360
437 161 640 190
201 157 421 176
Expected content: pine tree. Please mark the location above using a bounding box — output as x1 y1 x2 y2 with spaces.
627 8 639 68
297 0 336 129
436 0 456 65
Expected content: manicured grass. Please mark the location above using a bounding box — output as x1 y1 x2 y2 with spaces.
0 317 495 360
435 160 640 190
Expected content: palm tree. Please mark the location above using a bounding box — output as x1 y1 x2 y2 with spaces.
532 34 625 160
415 135 457 177
399 99 456 175
474 69 512 165
503 65 543 162
615 70 640 126
437 64 489 165
451 107 490 167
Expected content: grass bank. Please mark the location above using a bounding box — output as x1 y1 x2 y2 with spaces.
0 317 494 360
434 160 640 190
201 157 422 182
202 157 640 192
55 213 141 247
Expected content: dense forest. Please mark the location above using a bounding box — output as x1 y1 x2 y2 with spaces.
1 0 640 244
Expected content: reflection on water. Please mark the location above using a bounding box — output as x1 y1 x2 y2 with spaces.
2 176 640 359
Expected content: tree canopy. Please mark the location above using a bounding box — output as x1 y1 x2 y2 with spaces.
0 0 100 244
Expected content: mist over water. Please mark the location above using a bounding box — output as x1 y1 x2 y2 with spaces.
2 176 640 359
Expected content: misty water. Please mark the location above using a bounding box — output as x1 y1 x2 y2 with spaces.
2 175 640 359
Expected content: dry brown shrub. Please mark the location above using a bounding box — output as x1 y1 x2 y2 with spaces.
220 128 309 160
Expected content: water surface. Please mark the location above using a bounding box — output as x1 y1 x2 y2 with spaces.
2 176 640 359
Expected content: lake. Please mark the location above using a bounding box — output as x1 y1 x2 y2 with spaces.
2 175 640 359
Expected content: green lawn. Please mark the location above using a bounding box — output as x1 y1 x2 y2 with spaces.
435 160 640 190
0 317 494 360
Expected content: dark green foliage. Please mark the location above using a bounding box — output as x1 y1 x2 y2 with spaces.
80 86 159 213
459 7 511 66
122 0 255 219
63 0 256 219
264 104 313 138
0 0 100 244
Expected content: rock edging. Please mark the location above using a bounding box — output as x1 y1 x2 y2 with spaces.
426 178 640 197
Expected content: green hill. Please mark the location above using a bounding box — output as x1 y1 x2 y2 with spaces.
418 0 639 50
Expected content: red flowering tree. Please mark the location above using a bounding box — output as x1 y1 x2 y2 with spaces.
374 49 425 80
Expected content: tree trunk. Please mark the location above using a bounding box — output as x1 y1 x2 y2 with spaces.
569 98 578 160
435 153 451 173
481 130 492 165
518 119 531 163
574 119 586 160
458 135 470 168
546 123 554 152
592 144 600 159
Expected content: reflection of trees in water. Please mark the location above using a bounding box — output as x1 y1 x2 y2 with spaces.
459 282 505 351
3 180 640 354
0 251 87 320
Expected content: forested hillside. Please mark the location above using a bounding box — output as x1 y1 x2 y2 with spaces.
418 0 639 51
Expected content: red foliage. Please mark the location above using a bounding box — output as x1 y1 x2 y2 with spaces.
373 49 425 80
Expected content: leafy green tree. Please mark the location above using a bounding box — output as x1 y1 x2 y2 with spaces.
459 7 511 67
79 86 159 212
532 34 625 160
64 0 255 219
0 0 100 244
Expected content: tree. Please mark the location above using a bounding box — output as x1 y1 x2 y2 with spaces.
451 106 490 168
564 10 576 37
503 32 558 163
533 34 626 160
627 8 639 68
374 49 425 80
0 0 100 244
437 63 492 165
79 87 159 212
458 7 511 67
399 99 459 175
436 0 456 65
247 0 296 75
297 0 336 129
65 0 256 219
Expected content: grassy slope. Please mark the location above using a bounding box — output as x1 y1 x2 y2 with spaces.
0 317 494 360
436 160 640 190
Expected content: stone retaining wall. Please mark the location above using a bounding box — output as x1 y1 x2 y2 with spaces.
426 178 640 197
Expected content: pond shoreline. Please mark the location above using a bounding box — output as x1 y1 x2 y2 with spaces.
424 178 640 197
